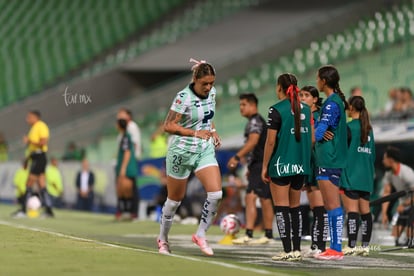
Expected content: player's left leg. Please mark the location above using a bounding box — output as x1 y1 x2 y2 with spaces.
193 157 222 256
260 197 274 240
130 177 138 220
232 190 257 244
315 168 344 260
289 175 304 254
270 180 292 254
258 169 274 242
359 196 372 256
341 191 360 255
307 186 327 254
36 153 53 217
38 173 54 217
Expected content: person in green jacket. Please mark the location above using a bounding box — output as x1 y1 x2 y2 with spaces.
12 159 29 215
313 65 349 260
299 85 328 257
262 73 312 261
340 96 375 256
46 157 64 208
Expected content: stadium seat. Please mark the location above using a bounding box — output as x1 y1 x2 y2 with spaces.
0 0 187 108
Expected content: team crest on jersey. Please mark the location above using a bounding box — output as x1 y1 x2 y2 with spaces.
175 99 182 105
202 110 214 123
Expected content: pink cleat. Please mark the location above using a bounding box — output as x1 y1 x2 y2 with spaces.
192 234 214 256
314 248 344 260
157 239 171 255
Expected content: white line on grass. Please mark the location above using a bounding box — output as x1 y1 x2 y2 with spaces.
0 220 277 275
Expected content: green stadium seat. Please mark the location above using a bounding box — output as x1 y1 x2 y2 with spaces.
0 0 188 108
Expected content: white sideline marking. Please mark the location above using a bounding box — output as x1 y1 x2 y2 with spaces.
0 220 276 275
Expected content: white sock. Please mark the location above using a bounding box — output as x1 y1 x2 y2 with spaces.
196 191 222 238
158 198 181 241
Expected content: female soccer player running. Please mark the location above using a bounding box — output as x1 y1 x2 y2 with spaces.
313 65 349 260
340 96 375 256
157 58 222 256
299 86 329 257
262 73 313 261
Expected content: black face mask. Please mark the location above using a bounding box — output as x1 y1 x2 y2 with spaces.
117 119 127 130
384 165 392 171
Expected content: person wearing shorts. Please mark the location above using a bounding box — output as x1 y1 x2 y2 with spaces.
157 58 222 256
262 73 312 261
314 65 349 260
18 110 54 218
299 86 329 257
340 96 376 256
228 93 274 245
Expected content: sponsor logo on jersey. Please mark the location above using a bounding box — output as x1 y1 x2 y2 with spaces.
290 127 309 134
357 146 372 154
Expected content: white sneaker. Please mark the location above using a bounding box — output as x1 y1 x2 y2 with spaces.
232 235 252 245
291 250 302 261
249 236 270 245
272 251 302 261
271 252 290 261
303 248 322 258
355 246 370 256
343 246 357 256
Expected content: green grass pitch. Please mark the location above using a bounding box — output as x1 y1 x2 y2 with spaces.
0 204 413 276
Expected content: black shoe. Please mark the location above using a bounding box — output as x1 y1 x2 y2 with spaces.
42 208 55 218
395 240 407 246
403 239 410 246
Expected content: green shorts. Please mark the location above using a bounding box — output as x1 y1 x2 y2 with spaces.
166 144 218 179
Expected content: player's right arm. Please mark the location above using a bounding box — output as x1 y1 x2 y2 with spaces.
164 110 211 140
227 133 259 169
262 128 276 184
315 101 340 142
381 182 392 226
262 107 280 183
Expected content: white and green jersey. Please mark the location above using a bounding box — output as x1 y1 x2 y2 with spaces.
169 84 216 153
383 163 414 204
